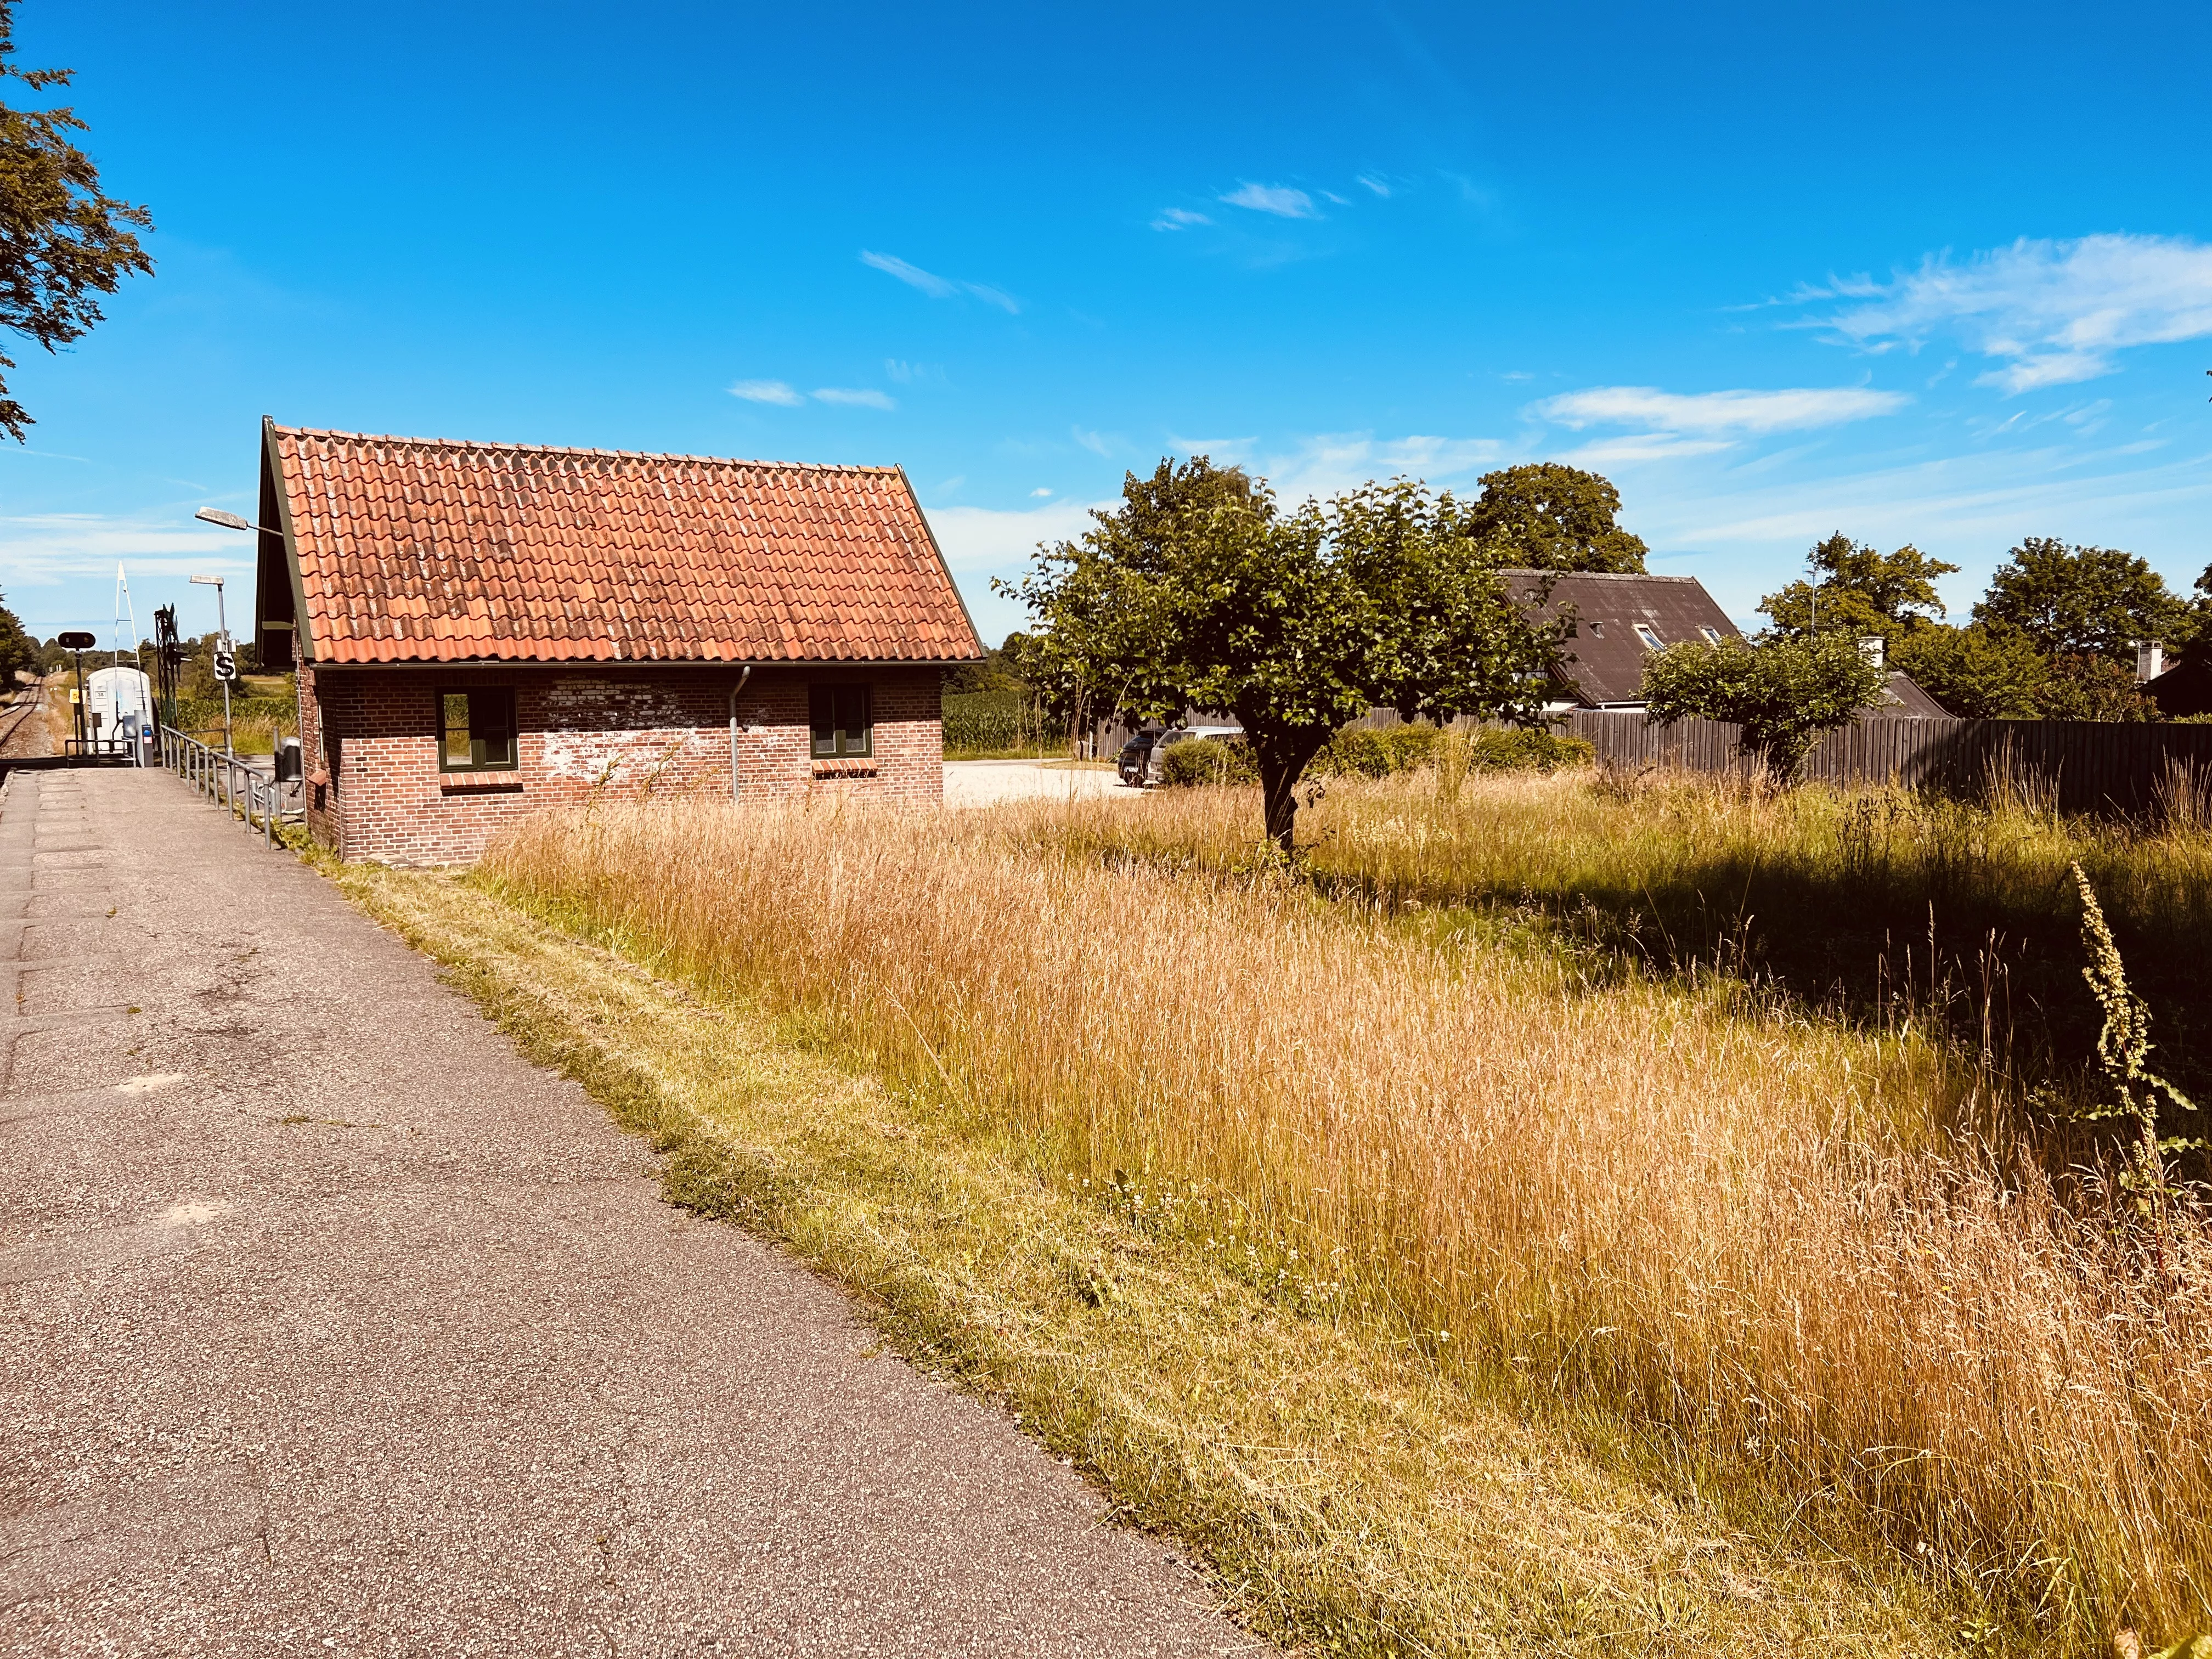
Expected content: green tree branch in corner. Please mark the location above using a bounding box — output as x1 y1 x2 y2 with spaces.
0 1 153 440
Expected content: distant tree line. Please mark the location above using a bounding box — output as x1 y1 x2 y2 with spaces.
1757 532 2207 721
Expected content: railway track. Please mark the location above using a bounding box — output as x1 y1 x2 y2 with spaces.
0 678 52 759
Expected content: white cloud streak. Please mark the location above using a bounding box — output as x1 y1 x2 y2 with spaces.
1803 234 2212 393
860 250 1020 313
729 379 804 405
810 387 896 410
1150 207 1212 232
1534 385 1910 436
1220 183 1319 220
860 250 957 298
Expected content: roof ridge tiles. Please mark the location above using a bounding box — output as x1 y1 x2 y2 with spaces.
271 423 902 477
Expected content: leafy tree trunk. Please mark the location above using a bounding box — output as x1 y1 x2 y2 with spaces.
1250 725 1329 855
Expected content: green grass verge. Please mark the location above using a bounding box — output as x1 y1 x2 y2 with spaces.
312 855 1976 1658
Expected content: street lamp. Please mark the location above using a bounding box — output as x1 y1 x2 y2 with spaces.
187 572 232 760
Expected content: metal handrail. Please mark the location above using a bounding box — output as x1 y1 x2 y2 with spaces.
158 725 302 848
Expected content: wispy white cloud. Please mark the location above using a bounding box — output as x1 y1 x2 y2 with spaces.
729 378 804 406
1150 207 1212 232
860 250 1020 313
1030 487 1053 498
921 499 1111 573
1534 385 1909 437
1552 435 1737 467
1156 433 1499 503
860 250 958 298
0 514 240 590
1356 174 1391 198
811 387 896 410
1071 425 1114 457
1801 234 2212 393
1220 183 1319 220
1259 433 1502 502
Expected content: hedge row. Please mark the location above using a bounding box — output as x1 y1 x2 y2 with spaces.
1159 724 1594 787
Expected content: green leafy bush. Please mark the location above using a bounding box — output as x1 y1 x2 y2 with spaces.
1163 725 1593 786
1160 735 1260 786
1317 724 1592 777
1463 727 1595 772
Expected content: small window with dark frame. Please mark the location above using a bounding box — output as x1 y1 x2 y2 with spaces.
438 687 518 772
809 684 873 759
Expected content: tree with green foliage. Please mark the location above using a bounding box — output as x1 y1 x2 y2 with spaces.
1973 537 2187 664
0 4 154 441
1458 462 1647 573
1888 622 2048 719
1760 532 1959 642
0 588 32 680
1006 458 1562 850
2033 653 2159 723
1641 633 1886 780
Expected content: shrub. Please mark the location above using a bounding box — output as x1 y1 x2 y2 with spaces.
1316 723 1593 778
1163 725 1595 787
1160 735 1259 787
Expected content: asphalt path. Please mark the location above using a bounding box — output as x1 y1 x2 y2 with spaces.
0 769 1257 1656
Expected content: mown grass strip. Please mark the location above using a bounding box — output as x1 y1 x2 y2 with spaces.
324 857 1963 1659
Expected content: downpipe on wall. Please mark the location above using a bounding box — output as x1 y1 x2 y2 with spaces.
728 665 753 799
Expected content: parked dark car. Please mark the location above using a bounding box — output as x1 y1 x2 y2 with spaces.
1140 725 1243 785
1116 729 1162 786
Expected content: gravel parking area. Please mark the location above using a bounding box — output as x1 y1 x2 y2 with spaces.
944 760 1132 809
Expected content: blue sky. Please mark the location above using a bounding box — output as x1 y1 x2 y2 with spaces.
7 0 2211 650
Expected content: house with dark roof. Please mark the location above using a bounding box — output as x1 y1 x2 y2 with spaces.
1499 567 1952 718
252 421 984 863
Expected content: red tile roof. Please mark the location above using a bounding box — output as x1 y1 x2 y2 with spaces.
266 424 984 665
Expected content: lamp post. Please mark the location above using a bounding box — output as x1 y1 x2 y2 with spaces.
187 571 232 760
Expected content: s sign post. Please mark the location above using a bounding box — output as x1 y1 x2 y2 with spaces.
188 573 233 760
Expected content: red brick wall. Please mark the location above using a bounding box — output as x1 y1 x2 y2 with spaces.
299 664 944 865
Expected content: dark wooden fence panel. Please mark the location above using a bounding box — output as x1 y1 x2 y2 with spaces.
1562 711 2212 816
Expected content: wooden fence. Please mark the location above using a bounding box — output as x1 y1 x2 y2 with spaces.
1564 710 2212 817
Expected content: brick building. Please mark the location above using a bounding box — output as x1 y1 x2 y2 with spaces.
251 422 984 863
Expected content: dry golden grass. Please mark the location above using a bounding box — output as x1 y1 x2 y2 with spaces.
475 781 2212 1652
327 856 1958 1657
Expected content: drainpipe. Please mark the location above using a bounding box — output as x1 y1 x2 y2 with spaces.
728 665 753 799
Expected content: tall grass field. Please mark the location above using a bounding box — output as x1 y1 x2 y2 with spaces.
480 771 2212 1650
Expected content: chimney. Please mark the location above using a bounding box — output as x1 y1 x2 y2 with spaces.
1857 636 1885 670
2136 640 2164 682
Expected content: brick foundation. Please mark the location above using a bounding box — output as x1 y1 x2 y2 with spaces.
295 664 944 865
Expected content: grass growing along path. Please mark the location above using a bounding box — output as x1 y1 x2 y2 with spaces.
461 785 2212 1655
325 854 1959 1658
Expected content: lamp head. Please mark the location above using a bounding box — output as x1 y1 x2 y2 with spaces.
194 508 253 532
188 574 224 588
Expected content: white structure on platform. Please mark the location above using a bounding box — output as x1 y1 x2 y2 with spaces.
86 665 155 763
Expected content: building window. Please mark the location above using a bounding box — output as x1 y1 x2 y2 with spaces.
1633 623 1662 650
1700 626 1723 644
1588 621 1605 638
810 684 873 759
438 687 517 772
